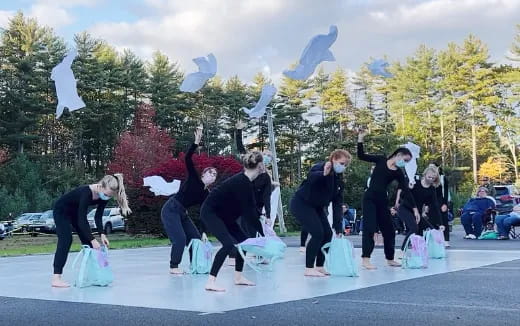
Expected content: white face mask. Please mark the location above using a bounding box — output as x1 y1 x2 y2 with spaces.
202 173 216 185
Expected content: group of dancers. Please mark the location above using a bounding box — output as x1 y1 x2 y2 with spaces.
50 127 448 291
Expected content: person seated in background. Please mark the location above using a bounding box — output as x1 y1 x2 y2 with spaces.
341 204 355 233
495 204 520 240
461 187 496 239
480 176 496 198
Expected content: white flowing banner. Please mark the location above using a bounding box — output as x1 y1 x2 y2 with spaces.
51 49 86 118
143 176 181 196
404 142 421 185
179 53 217 93
242 84 277 119
283 25 338 81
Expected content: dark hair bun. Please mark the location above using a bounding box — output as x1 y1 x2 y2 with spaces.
242 151 263 169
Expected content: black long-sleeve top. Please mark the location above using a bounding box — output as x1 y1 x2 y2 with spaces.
53 186 107 241
236 128 272 217
400 182 442 226
436 175 449 206
202 172 263 235
295 162 345 233
174 143 209 209
357 142 417 209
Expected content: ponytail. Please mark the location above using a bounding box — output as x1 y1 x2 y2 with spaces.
99 174 132 216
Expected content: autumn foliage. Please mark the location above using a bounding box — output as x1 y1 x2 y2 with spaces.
106 103 173 188
109 103 244 234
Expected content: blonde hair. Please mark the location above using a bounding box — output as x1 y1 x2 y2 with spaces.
99 174 132 216
329 149 352 163
241 151 263 169
422 164 441 188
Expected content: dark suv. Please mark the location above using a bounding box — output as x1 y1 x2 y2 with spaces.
494 185 520 214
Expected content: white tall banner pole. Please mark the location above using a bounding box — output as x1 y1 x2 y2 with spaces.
267 107 286 233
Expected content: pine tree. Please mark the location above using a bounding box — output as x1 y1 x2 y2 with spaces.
0 12 66 153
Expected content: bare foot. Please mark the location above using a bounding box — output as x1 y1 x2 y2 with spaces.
387 260 401 267
299 247 306 253
234 274 256 286
51 275 70 288
304 268 328 277
205 277 226 292
362 258 377 270
170 268 185 275
227 258 236 266
444 241 450 248
315 267 330 275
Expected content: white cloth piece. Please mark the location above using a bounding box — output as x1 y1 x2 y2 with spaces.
179 53 217 93
404 142 421 185
269 186 281 227
143 176 181 196
283 25 338 81
368 59 393 78
51 49 86 118
327 202 333 229
242 84 277 118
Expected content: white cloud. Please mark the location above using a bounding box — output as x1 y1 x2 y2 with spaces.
368 0 520 31
29 4 74 29
0 10 15 28
85 0 520 84
25 0 100 30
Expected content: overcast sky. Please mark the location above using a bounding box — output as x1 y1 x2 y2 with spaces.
1 0 519 84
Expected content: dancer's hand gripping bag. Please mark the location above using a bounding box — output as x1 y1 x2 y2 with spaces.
402 235 428 269
237 232 287 272
187 238 213 274
73 245 114 288
321 235 358 277
424 229 446 259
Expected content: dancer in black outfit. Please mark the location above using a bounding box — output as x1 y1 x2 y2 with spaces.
435 164 451 247
396 165 443 251
161 127 217 274
201 151 264 292
290 149 351 277
51 174 131 288
235 120 273 232
357 130 418 270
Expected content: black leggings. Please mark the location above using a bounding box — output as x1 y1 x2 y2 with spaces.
361 192 395 260
201 206 247 277
290 195 332 268
440 211 450 241
53 210 92 274
161 198 201 268
398 206 429 251
300 229 309 247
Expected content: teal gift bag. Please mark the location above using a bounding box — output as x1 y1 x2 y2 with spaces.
424 229 446 259
321 235 358 277
187 239 213 274
73 245 114 288
237 235 287 272
402 235 428 269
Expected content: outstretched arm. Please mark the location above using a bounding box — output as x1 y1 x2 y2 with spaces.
185 128 202 178
235 120 247 154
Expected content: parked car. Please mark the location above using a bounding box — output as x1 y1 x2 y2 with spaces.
87 207 125 234
28 210 56 233
0 222 5 240
494 185 520 214
13 213 43 232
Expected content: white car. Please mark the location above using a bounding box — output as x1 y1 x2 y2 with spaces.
87 207 125 234
28 210 56 233
13 213 43 232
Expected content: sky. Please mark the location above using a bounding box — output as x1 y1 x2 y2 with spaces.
0 0 519 84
